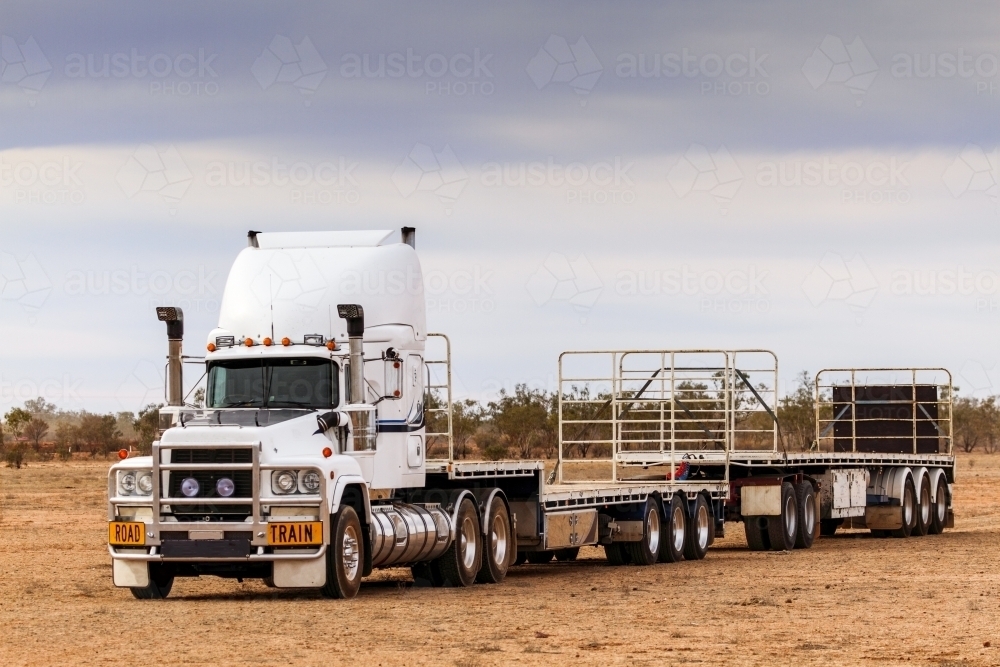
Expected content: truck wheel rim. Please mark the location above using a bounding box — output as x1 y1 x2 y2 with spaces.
646 507 660 554
342 525 360 580
785 495 797 537
491 513 508 566
935 487 947 523
920 486 931 525
802 492 815 535
671 506 685 552
903 488 914 525
460 516 478 570
696 505 710 549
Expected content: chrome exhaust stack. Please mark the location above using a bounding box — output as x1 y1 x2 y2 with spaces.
337 304 375 451
156 307 184 407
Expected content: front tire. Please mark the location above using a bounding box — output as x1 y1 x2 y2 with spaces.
130 563 173 600
476 497 512 584
321 506 364 599
435 497 481 587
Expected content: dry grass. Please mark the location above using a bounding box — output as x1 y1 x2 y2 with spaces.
0 455 999 666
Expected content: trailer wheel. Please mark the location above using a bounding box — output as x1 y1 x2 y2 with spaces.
683 495 711 560
627 498 661 566
819 519 842 536
321 506 364 599
659 494 687 562
794 482 816 549
526 550 554 564
744 516 770 551
476 497 512 584
914 472 931 537
436 497 481 587
130 563 174 600
891 476 917 538
604 542 632 566
554 548 580 562
929 475 948 535
766 482 797 551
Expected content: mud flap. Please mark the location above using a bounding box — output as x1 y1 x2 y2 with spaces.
865 506 903 530
273 555 327 588
113 558 149 588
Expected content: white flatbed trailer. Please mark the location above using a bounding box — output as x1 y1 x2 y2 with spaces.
414 349 955 566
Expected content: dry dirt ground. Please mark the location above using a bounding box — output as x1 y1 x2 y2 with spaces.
1 456 998 667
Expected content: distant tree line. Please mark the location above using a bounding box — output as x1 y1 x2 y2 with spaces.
3 373 993 468
1 398 160 468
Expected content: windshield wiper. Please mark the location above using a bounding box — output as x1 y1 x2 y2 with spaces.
220 400 260 408
266 401 316 408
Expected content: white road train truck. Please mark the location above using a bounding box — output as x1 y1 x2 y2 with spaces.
108 229 956 599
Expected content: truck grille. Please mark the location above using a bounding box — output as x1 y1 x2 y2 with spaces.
167 448 253 521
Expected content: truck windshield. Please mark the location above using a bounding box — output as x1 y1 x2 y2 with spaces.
206 358 337 409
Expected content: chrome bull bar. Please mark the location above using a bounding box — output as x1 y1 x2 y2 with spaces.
108 440 329 562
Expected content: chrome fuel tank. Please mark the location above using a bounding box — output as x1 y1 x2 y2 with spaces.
370 503 451 568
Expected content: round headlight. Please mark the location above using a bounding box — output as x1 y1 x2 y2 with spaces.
274 470 297 494
120 472 136 494
216 477 235 497
301 471 321 493
180 477 200 497
136 473 153 495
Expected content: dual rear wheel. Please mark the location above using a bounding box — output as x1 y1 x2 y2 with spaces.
604 493 711 566
744 481 816 552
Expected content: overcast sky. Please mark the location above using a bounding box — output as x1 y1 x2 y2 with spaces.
2 1 999 413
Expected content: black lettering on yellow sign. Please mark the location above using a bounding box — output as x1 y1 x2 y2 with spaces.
109 521 144 545
267 521 322 545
